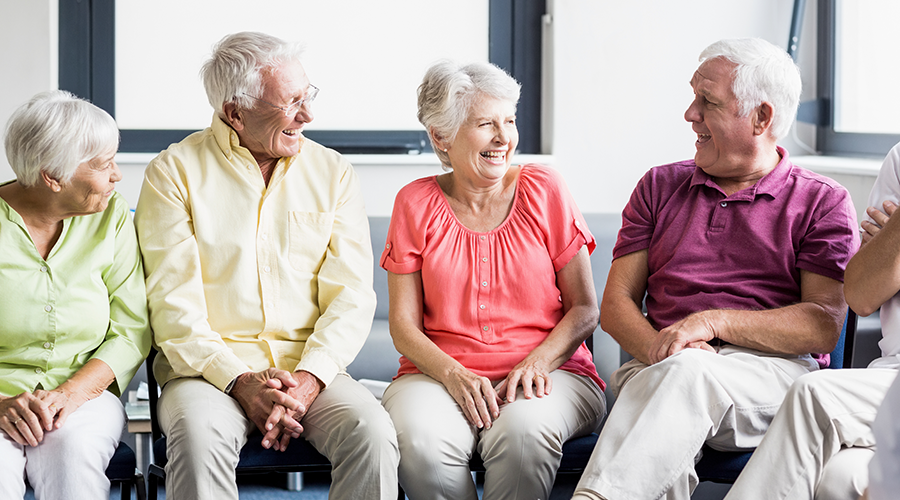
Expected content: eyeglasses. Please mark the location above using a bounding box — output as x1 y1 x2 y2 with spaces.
242 84 319 117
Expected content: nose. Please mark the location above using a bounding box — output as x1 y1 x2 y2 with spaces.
110 160 123 183
684 97 701 123
295 101 314 124
494 126 509 145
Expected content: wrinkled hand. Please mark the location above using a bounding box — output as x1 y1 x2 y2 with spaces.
262 371 323 451
860 200 897 245
444 368 502 429
230 369 303 451
0 389 77 446
648 311 718 364
494 358 553 404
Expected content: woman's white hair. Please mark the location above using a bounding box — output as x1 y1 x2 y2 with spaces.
4 90 119 188
700 38 801 140
417 61 521 169
201 31 305 117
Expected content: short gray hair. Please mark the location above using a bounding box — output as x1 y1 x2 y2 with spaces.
699 38 801 140
417 61 521 168
4 90 119 188
201 31 305 118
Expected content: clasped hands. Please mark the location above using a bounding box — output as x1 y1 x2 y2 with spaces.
860 200 896 244
229 368 323 452
0 389 82 447
445 358 553 431
647 310 719 365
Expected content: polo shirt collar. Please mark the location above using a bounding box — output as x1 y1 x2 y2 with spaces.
690 145 792 200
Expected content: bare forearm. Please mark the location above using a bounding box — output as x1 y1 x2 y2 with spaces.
56 359 115 401
525 304 599 371
846 211 900 315
711 302 844 355
600 292 659 365
390 324 471 384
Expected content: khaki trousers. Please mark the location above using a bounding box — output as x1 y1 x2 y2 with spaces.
574 346 819 500
725 367 897 500
383 370 606 500
158 373 399 500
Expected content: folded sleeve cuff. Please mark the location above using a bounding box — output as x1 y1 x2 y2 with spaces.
294 350 341 387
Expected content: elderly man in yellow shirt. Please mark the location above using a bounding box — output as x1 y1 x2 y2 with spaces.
134 31 399 500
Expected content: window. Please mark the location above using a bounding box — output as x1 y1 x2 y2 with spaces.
58 0 545 154
816 0 900 157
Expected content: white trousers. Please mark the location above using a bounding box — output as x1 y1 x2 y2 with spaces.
158 374 399 500
0 391 125 500
573 346 819 500
725 367 898 500
383 370 607 500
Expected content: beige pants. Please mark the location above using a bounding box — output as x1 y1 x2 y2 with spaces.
574 346 819 500
0 390 125 500
725 367 898 500
383 370 607 500
158 373 399 500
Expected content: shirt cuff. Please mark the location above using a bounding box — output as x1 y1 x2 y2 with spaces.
294 350 341 388
203 350 253 392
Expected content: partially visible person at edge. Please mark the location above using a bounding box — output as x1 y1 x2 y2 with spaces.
381 60 607 500
571 38 858 500
0 90 151 499
134 32 398 500
727 140 900 500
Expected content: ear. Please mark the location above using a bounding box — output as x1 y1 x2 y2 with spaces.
429 127 450 152
752 102 775 136
222 102 245 131
40 171 62 192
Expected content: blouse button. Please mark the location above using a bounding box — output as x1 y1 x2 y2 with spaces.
482 326 489 331
261 233 268 241
44 305 52 312
482 257 488 262
479 235 486 240
34 367 42 374
720 202 728 208
479 304 485 309
481 281 488 287
263 266 271 273
385 243 391 249
40 266 48 273
43 342 52 349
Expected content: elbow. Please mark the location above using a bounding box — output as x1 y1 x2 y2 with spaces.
844 284 880 317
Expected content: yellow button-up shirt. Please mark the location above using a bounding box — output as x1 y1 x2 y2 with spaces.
135 117 376 391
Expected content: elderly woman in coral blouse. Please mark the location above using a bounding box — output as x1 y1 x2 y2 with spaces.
380 61 607 500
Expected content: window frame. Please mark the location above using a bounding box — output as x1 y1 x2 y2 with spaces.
58 0 545 155
816 0 900 157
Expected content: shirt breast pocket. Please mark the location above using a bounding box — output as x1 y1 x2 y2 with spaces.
288 211 335 272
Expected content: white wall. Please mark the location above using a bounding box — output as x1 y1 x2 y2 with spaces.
548 0 820 215
0 0 56 182
0 0 838 217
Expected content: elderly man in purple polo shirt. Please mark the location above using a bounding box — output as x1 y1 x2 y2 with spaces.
571 38 859 500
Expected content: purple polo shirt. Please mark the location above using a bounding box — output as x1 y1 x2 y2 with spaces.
614 147 858 365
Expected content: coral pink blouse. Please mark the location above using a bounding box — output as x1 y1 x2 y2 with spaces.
380 164 604 390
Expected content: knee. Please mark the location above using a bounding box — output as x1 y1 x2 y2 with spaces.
337 405 399 456
815 447 872 500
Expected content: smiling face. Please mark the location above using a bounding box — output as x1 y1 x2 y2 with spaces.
233 60 314 165
684 57 760 179
59 148 122 215
444 95 518 184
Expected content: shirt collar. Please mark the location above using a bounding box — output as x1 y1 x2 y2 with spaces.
689 145 792 200
210 114 301 170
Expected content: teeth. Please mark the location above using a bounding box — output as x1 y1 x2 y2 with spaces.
283 130 298 136
481 151 505 159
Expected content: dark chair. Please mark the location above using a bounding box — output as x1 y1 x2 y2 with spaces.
144 348 333 499
106 442 147 500
695 309 858 483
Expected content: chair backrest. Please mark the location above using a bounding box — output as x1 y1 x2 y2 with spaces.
146 348 162 444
